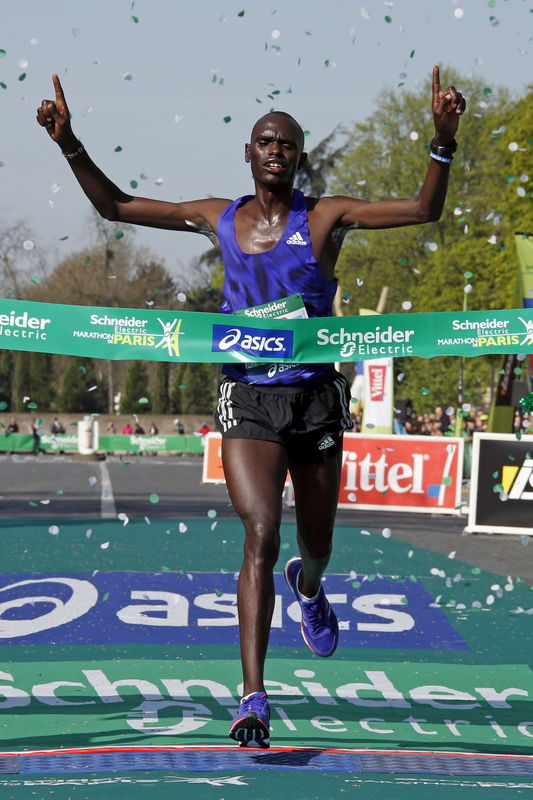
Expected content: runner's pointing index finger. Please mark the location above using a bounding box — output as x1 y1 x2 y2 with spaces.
432 65 441 101
52 73 68 111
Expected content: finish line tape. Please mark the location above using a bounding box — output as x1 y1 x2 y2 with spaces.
0 298 531 363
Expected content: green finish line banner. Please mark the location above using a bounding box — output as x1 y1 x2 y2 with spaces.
0 298 532 363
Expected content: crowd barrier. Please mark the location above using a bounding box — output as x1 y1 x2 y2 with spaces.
0 433 205 454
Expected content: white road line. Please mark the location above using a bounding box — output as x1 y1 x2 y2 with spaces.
99 461 117 518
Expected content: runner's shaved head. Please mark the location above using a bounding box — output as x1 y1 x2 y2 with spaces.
250 112 305 151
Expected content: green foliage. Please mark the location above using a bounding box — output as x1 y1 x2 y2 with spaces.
174 363 217 416
11 352 55 412
57 357 107 413
330 72 531 409
152 361 170 414
120 360 151 413
0 352 13 410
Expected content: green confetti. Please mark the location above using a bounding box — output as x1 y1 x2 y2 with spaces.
28 501 38 507
384 15 392 22
442 476 452 485
223 116 232 123
352 580 361 588
114 145 123 152
56 489 64 495
487 0 496 6
115 230 124 240
493 483 504 493
59 236 69 241
471 567 481 574
492 470 499 478
211 74 218 84
84 256 91 265
0 83 6 90
207 509 217 518
303 130 310 137
516 430 522 441
130 180 138 189
482 87 492 95
410 49 415 58
215 589 223 597
149 493 160 504
27 402 38 409
464 271 473 279
30 274 41 284
0 401 7 411
0 49 6 57
237 9 245 16
138 396 149 404
420 387 431 395
18 73 26 81
324 59 331 67
102 592 110 602
179 383 188 389
131 15 139 22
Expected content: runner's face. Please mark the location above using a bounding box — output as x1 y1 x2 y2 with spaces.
245 115 306 187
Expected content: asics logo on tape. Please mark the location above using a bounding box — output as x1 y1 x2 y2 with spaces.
286 232 307 246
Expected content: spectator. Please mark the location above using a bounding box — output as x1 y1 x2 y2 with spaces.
7 417 18 433
30 418 45 455
404 410 421 435
197 422 211 436
434 405 450 434
134 422 145 435
149 422 159 435
106 420 116 434
174 417 185 435
122 422 133 435
50 416 66 434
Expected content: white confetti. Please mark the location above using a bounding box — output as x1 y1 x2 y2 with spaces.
48 525 59 535
408 550 413 558
88 476 97 486
409 131 419 141
425 241 438 252
454 8 464 19
86 529 92 538
50 182 61 193
100 541 110 549
360 529 371 536
22 240 34 251
177 292 187 302
211 521 218 530
508 142 519 151
118 512 129 526
448 551 456 559
271 29 280 39
155 177 164 185
517 187 526 197
486 594 495 606
382 528 392 538
179 522 188 533
360 6 370 20
401 300 412 310
520 174 529 182
487 235 497 245
40 499 50 505
348 492 357 502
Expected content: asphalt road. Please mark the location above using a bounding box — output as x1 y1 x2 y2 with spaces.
0 453 531 584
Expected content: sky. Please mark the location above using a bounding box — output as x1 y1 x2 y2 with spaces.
1 0 531 287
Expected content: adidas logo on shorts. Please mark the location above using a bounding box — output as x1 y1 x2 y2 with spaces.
286 231 307 246
318 434 335 451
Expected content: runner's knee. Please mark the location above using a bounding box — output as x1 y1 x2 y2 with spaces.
242 519 281 568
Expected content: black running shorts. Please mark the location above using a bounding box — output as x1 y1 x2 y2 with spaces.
214 373 354 463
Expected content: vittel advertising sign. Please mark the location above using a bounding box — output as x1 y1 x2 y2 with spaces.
338 434 464 514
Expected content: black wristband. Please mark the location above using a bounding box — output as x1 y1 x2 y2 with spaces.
430 138 457 158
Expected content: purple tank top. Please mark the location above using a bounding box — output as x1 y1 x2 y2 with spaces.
216 189 337 385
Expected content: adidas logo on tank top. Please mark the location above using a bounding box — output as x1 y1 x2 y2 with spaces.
286 231 307 246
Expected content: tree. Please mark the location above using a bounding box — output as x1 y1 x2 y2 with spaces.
121 360 151 413
57 357 107 413
152 361 170 414
177 363 217 416
0 352 13 411
0 221 47 299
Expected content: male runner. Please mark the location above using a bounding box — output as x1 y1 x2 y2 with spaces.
37 68 465 747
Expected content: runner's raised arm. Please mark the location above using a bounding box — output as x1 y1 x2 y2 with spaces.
316 66 466 232
36 74 229 236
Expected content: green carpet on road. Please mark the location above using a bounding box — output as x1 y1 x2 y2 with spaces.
1 517 533 796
